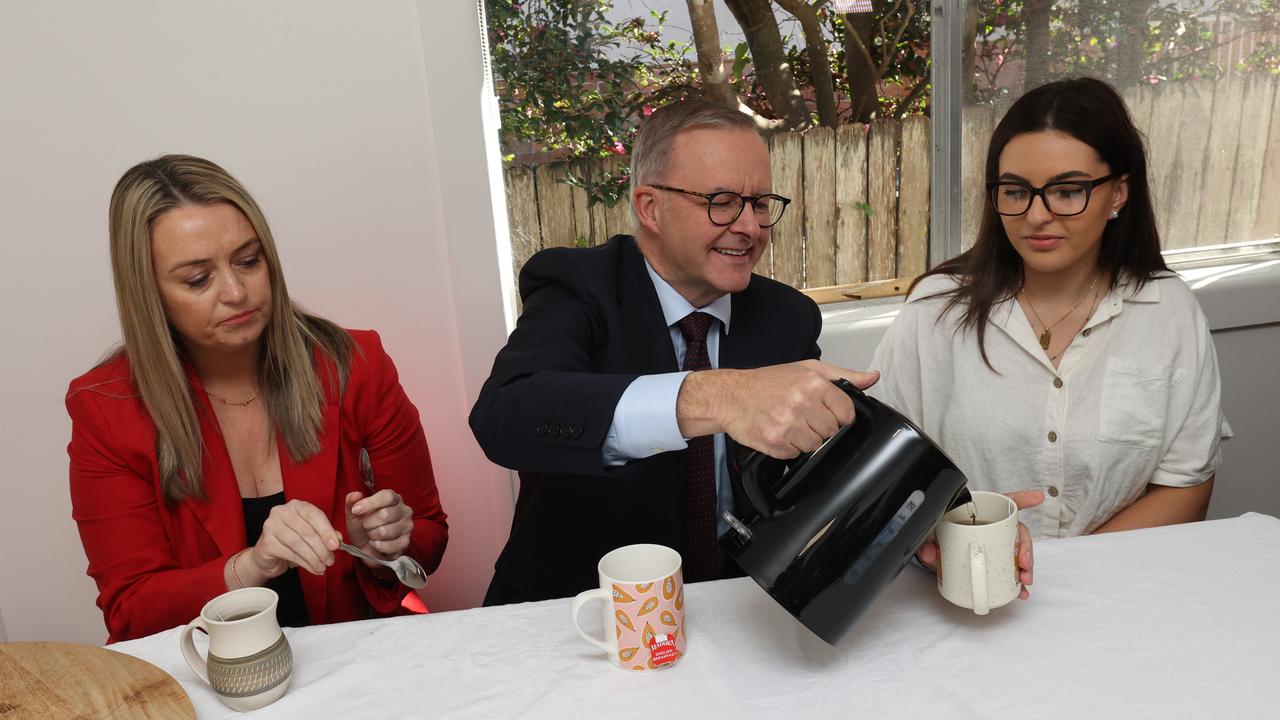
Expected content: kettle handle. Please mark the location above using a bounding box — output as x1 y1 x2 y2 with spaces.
736 378 868 519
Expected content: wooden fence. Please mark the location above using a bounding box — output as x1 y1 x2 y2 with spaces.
505 75 1280 291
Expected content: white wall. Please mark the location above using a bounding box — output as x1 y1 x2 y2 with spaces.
0 1 514 643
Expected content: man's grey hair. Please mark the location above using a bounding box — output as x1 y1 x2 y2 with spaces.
629 99 760 224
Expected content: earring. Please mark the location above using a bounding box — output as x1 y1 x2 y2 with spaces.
1109 210 1119 220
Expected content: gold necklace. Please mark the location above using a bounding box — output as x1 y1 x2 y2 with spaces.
1021 271 1101 350
1047 290 1106 364
206 388 260 407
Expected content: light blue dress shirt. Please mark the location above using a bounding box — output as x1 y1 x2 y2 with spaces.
602 260 734 538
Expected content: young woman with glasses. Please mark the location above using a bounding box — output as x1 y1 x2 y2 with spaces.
870 77 1230 549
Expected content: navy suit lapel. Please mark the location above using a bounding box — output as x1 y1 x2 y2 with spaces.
720 276 767 370
616 236 679 374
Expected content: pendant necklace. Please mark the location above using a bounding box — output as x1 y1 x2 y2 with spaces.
1021 272 1101 350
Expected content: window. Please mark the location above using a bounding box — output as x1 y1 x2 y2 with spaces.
945 0 1280 268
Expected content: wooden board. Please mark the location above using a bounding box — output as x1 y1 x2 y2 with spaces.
1227 74 1277 242
803 126 837 288
504 165 542 276
1165 82 1215 249
0 641 195 719
834 123 869 284
803 275 918 305
867 119 900 280
1255 75 1280 239
1146 82 1183 245
1196 75 1244 247
960 104 998 252
897 115 931 278
534 162 579 248
769 132 805 284
600 156 633 240
1121 83 1154 140
570 160 595 246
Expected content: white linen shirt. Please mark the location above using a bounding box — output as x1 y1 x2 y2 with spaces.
869 272 1231 538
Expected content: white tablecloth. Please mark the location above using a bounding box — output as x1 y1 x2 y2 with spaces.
112 513 1280 719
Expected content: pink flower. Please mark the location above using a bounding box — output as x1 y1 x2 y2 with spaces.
608 141 627 155
642 105 655 116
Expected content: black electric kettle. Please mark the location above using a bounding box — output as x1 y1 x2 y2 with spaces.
721 379 972 645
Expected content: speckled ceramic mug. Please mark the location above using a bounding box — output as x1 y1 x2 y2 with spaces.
180 587 292 711
936 491 1020 615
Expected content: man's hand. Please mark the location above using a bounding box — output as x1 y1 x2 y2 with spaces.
677 360 879 459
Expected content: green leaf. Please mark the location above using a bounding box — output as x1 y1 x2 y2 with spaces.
733 42 751 79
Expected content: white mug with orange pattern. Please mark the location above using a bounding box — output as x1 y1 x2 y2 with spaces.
570 544 686 671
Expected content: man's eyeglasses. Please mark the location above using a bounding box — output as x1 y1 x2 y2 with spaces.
987 174 1116 217
649 184 791 227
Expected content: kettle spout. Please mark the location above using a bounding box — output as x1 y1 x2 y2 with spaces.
946 486 974 512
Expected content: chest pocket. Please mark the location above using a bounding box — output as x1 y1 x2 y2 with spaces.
1099 359 1172 448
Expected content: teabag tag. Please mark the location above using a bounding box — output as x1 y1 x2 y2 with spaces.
966 501 978 525
648 632 679 667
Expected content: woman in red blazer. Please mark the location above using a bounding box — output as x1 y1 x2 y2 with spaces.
67 155 448 642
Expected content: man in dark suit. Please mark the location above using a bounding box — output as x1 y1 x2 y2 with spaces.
470 99 878 604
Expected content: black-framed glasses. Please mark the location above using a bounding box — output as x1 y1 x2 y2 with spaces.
649 184 791 227
987 174 1116 217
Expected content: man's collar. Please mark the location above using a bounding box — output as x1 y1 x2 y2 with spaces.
643 259 732 332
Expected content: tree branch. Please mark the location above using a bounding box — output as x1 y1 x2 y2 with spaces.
773 0 839 128
893 76 929 117
876 0 915 78
685 0 788 131
843 15 877 78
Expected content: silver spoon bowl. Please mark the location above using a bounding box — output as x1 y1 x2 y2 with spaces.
338 542 429 589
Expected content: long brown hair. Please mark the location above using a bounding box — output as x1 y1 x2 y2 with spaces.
107 154 354 503
914 77 1169 367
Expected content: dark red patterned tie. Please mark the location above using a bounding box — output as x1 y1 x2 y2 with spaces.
677 311 718 582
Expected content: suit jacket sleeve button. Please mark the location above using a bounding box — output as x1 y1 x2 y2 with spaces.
548 424 560 438
571 425 583 438
535 423 547 436
560 426 574 439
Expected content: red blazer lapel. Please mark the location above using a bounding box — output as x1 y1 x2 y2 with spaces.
184 391 248 558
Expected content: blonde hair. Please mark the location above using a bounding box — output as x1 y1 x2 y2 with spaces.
108 154 354 503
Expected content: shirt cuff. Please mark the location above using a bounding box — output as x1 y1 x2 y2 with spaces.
602 372 690 466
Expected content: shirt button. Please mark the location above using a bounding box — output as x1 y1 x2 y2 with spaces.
1082 328 1091 337
1053 377 1063 388
1048 485 1060 497
1047 431 1058 442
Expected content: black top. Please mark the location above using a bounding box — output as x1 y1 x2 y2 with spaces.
242 492 311 628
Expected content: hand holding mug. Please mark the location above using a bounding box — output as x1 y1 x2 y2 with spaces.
345 489 414 563
916 489 1041 600
933 491 1043 614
